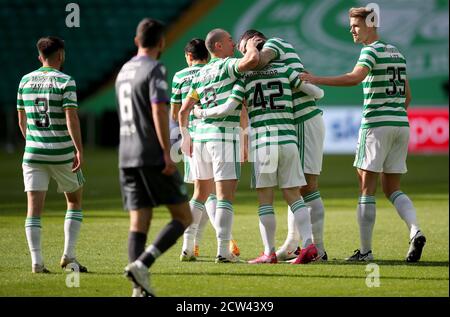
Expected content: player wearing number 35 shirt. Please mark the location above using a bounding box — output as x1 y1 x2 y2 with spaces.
302 7 426 263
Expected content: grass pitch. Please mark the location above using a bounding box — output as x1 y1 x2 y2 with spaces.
0 149 448 297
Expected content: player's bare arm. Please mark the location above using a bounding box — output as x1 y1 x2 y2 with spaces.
405 78 412 109
170 103 181 122
178 96 196 129
301 65 369 86
178 96 197 156
256 45 324 98
239 102 249 162
65 108 83 172
237 37 261 72
238 36 276 70
152 102 176 175
17 110 27 139
255 48 277 70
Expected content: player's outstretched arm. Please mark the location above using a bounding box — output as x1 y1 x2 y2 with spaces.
193 98 241 119
301 65 369 87
287 68 324 100
299 81 325 99
66 108 83 172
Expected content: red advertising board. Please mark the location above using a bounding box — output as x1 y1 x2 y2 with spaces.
408 108 449 153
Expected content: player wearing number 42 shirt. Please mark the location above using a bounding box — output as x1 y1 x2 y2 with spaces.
194 60 323 264
238 30 328 262
301 6 426 263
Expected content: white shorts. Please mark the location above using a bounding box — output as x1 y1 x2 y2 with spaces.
183 155 194 184
296 114 325 175
23 163 85 193
353 126 409 173
250 143 307 189
191 141 241 181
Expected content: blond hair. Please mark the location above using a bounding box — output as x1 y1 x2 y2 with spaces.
349 6 379 28
349 7 374 19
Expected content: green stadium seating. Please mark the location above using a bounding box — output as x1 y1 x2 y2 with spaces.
0 0 193 110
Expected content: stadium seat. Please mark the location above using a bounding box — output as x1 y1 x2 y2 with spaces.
0 0 193 111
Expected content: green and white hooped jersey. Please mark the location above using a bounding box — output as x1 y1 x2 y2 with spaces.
16 67 77 164
188 57 243 143
233 62 301 150
357 40 409 129
170 64 204 137
263 37 322 123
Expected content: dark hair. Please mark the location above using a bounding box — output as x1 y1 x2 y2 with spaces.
238 29 266 51
184 38 208 61
136 18 165 48
36 36 65 58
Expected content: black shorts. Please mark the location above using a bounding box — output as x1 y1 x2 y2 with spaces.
119 166 188 210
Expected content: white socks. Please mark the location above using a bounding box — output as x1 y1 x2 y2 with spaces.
195 210 210 247
204 194 217 229
357 192 421 253
282 191 325 252
215 200 234 257
195 194 217 247
25 217 42 265
390 191 420 239
289 199 313 248
26 211 83 267
182 200 204 253
304 191 325 253
258 205 276 255
283 206 300 249
63 210 83 259
357 196 376 254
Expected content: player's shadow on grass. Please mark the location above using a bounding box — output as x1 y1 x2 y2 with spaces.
91 270 449 282
154 271 448 282
193 257 449 267
324 259 449 267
